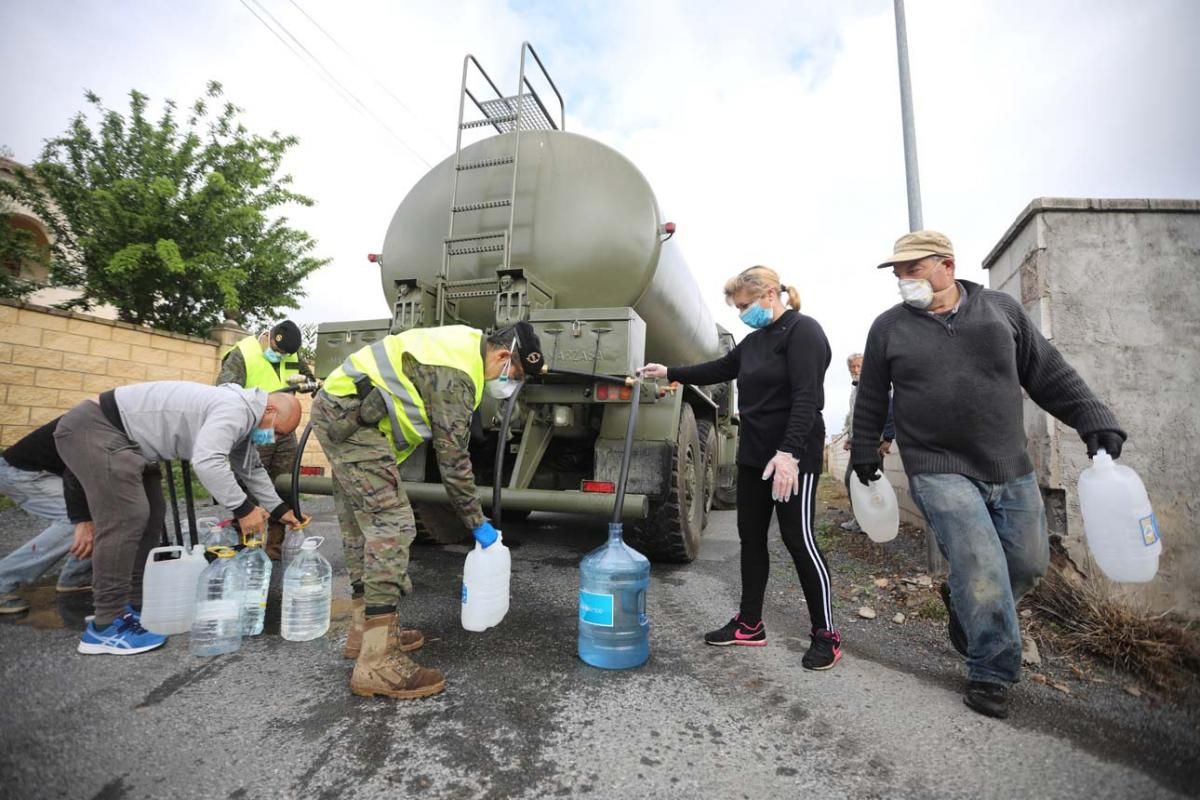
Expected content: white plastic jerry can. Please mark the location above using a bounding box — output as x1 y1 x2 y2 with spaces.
1077 450 1161 583
140 543 210 635
849 472 900 543
461 532 511 632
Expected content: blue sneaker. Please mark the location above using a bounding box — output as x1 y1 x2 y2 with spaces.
77 611 166 656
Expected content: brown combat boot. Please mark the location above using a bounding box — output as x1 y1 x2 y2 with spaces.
264 521 286 561
343 596 424 659
350 614 445 699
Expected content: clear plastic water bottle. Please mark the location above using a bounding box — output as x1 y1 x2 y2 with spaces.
235 535 272 636
849 472 900 543
197 517 237 549
189 547 246 657
281 526 307 573
461 531 511 631
282 536 332 642
1078 449 1161 582
141 541 209 635
578 523 650 669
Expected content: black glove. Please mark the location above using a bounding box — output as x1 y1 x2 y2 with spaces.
853 462 882 486
1084 429 1125 459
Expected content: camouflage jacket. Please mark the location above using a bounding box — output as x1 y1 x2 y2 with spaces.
402 353 485 530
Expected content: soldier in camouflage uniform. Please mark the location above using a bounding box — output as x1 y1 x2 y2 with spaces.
217 320 315 558
312 321 545 699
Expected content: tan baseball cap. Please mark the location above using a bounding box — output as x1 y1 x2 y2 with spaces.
876 230 955 268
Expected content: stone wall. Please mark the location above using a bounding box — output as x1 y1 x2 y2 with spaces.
0 300 328 473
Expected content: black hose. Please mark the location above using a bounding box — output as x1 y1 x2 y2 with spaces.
491 383 525 529
164 460 182 547
180 460 199 549
611 379 642 525
291 420 314 520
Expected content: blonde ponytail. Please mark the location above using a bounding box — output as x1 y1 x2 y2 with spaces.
723 265 800 311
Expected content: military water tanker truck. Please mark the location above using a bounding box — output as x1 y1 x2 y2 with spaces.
297 43 738 562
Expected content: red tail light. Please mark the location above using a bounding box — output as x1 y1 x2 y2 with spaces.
596 383 610 400
581 480 616 494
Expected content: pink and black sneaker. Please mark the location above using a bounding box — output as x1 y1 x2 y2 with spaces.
802 628 842 670
704 615 767 647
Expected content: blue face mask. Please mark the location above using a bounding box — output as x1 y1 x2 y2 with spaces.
739 302 772 329
264 348 283 364
251 427 276 446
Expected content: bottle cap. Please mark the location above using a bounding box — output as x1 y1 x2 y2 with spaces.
207 546 237 558
300 536 324 551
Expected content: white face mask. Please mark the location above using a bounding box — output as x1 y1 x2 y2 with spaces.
485 356 520 400
898 278 934 309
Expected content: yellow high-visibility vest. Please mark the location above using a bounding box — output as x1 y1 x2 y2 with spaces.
323 326 485 463
225 335 301 392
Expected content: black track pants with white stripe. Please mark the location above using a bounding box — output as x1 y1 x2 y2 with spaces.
736 465 834 632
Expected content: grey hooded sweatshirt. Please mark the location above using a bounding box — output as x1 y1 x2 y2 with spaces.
110 381 286 517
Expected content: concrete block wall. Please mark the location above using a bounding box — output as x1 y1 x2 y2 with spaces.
0 300 329 474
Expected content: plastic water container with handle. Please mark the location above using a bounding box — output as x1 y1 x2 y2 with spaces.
849 472 900 543
461 532 511 632
282 536 332 641
141 542 209 635
189 547 246 656
1077 449 1161 582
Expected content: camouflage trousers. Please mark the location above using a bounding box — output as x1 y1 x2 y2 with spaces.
311 390 416 608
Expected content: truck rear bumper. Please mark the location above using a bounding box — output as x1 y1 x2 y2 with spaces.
275 476 650 520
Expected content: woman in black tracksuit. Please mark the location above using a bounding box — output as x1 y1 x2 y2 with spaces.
639 265 840 670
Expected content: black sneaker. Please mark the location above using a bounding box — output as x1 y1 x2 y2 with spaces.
704 615 767 647
802 628 842 670
939 582 969 657
963 680 1010 718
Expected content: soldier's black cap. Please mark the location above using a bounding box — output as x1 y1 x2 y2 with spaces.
270 320 302 354
512 321 547 378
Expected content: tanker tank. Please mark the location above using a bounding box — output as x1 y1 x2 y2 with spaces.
380 130 724 370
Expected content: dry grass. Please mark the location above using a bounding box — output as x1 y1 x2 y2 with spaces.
1029 557 1200 692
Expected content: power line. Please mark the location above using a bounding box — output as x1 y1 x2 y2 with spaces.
287 0 453 151
239 0 433 167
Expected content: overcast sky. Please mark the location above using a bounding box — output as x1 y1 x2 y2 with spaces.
3 0 1198 434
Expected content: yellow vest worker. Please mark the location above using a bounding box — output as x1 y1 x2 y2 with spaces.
218 321 304 392
310 321 545 701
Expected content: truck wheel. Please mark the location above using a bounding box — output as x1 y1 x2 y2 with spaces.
696 418 718 526
628 404 705 563
412 501 469 545
713 482 737 510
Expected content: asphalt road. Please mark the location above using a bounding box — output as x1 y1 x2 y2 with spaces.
1 497 1196 800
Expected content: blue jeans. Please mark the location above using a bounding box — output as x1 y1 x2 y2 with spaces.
0 458 92 593
909 471 1049 684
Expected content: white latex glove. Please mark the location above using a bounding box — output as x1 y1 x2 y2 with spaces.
636 363 668 379
761 451 800 502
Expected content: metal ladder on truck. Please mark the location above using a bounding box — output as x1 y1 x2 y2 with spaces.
432 42 565 325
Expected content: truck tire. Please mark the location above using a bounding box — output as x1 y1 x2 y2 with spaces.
628 404 705 563
696 418 718 527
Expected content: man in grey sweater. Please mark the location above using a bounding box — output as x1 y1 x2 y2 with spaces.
54 382 306 655
851 231 1125 719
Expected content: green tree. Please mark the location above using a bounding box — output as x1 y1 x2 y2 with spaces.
0 82 328 337
0 216 42 300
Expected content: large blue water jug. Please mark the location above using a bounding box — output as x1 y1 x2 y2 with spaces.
578 523 650 669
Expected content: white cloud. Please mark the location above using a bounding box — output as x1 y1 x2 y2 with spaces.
2 0 1196 436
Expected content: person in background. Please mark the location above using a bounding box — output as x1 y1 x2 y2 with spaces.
55 382 306 656
217 320 315 559
852 230 1125 719
312 321 546 700
640 265 841 670
0 418 93 614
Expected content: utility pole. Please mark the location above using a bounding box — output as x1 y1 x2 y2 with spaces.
894 0 923 232
893 0 946 575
